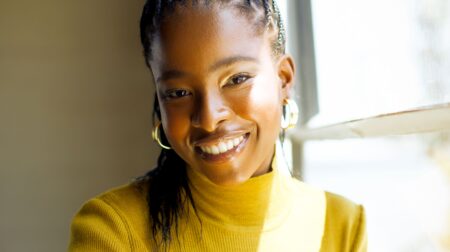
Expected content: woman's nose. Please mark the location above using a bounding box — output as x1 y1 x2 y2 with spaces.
191 94 232 132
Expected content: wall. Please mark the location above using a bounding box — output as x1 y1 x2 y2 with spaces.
0 1 158 251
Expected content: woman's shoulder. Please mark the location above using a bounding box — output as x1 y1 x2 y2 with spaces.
68 180 151 251
77 178 150 225
94 179 148 209
322 190 363 219
320 190 367 251
287 177 362 214
286 178 367 251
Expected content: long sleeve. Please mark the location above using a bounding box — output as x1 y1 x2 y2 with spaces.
68 197 131 251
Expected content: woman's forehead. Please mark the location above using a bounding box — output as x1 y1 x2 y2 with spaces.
150 6 270 74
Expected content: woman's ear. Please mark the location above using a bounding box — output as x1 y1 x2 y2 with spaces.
277 54 295 99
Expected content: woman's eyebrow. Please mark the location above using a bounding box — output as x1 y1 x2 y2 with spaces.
209 56 259 73
156 56 258 84
156 70 187 84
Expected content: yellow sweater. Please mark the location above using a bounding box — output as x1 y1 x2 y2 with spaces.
69 162 367 251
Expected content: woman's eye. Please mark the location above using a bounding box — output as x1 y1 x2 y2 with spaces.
165 89 191 99
226 74 252 86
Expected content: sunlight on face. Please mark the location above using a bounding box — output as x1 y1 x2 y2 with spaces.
150 5 293 185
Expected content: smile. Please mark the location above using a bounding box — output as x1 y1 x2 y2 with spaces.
195 133 249 161
199 135 245 155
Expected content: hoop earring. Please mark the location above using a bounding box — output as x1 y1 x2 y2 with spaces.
281 99 299 129
152 121 171 150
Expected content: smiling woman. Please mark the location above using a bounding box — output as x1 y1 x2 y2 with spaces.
151 5 288 185
68 1 367 251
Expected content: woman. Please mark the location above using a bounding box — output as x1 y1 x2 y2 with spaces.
69 0 367 251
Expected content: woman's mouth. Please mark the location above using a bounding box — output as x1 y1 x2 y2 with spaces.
195 133 249 162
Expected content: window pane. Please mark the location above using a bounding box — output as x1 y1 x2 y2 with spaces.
311 0 450 126
303 132 450 251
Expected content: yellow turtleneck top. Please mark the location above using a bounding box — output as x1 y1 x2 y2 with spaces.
69 158 367 251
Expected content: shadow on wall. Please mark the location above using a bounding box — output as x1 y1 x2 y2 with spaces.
0 1 159 251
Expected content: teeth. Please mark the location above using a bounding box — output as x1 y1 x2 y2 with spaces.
211 146 220 155
226 140 233 150
218 142 227 153
199 135 246 155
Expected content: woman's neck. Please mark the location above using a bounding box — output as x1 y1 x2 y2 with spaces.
186 153 293 231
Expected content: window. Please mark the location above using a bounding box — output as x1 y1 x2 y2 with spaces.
311 0 450 125
281 0 450 251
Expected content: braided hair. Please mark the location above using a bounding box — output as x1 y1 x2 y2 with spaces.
139 0 287 246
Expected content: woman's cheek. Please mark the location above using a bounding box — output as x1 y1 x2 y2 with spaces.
160 105 191 148
244 78 282 120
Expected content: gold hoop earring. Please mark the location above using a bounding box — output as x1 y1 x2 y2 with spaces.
281 99 299 129
152 121 171 150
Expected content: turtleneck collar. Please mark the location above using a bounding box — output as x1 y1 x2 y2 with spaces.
186 143 294 231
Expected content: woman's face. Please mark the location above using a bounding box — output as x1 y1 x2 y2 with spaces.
149 6 294 185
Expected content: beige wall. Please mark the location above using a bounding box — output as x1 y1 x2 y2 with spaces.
0 1 159 251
